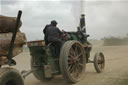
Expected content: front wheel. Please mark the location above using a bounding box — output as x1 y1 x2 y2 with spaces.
94 52 105 73
60 40 86 83
0 67 24 85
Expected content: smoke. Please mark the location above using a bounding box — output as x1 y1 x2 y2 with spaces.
80 0 84 14
71 0 85 27
0 1 1 13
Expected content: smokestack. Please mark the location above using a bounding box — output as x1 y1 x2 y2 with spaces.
80 14 86 33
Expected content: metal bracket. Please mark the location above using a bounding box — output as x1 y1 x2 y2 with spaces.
44 65 52 78
21 70 33 79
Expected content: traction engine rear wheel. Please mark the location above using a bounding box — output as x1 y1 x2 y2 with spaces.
60 41 86 83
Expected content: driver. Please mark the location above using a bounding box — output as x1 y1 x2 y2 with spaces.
44 20 62 56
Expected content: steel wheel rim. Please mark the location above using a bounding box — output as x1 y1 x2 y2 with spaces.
67 43 85 80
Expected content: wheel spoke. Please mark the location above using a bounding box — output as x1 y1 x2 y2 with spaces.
76 64 81 76
70 63 82 78
68 58 73 65
68 55 74 65
75 45 78 52
73 51 76 57
74 64 79 77
75 45 78 56
77 52 83 58
78 63 83 67
78 57 84 65
99 64 102 68
71 65 77 77
101 63 104 68
74 65 79 77
78 63 83 72
70 47 76 57
69 54 74 59
67 64 72 72
98 60 102 64
68 61 73 65
69 64 75 73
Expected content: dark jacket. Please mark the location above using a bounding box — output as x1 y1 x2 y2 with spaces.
43 24 50 34
43 24 51 45
46 26 62 42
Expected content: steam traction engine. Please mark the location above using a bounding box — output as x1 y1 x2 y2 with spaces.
27 14 105 83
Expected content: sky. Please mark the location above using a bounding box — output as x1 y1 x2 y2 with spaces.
0 0 128 41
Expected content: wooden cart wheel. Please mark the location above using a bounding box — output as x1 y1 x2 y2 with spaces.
30 56 52 81
0 67 24 85
60 40 86 83
94 52 105 73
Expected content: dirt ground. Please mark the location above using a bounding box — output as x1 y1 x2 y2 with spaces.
13 42 128 85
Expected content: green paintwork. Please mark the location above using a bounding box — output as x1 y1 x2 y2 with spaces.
28 45 61 75
29 46 47 66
